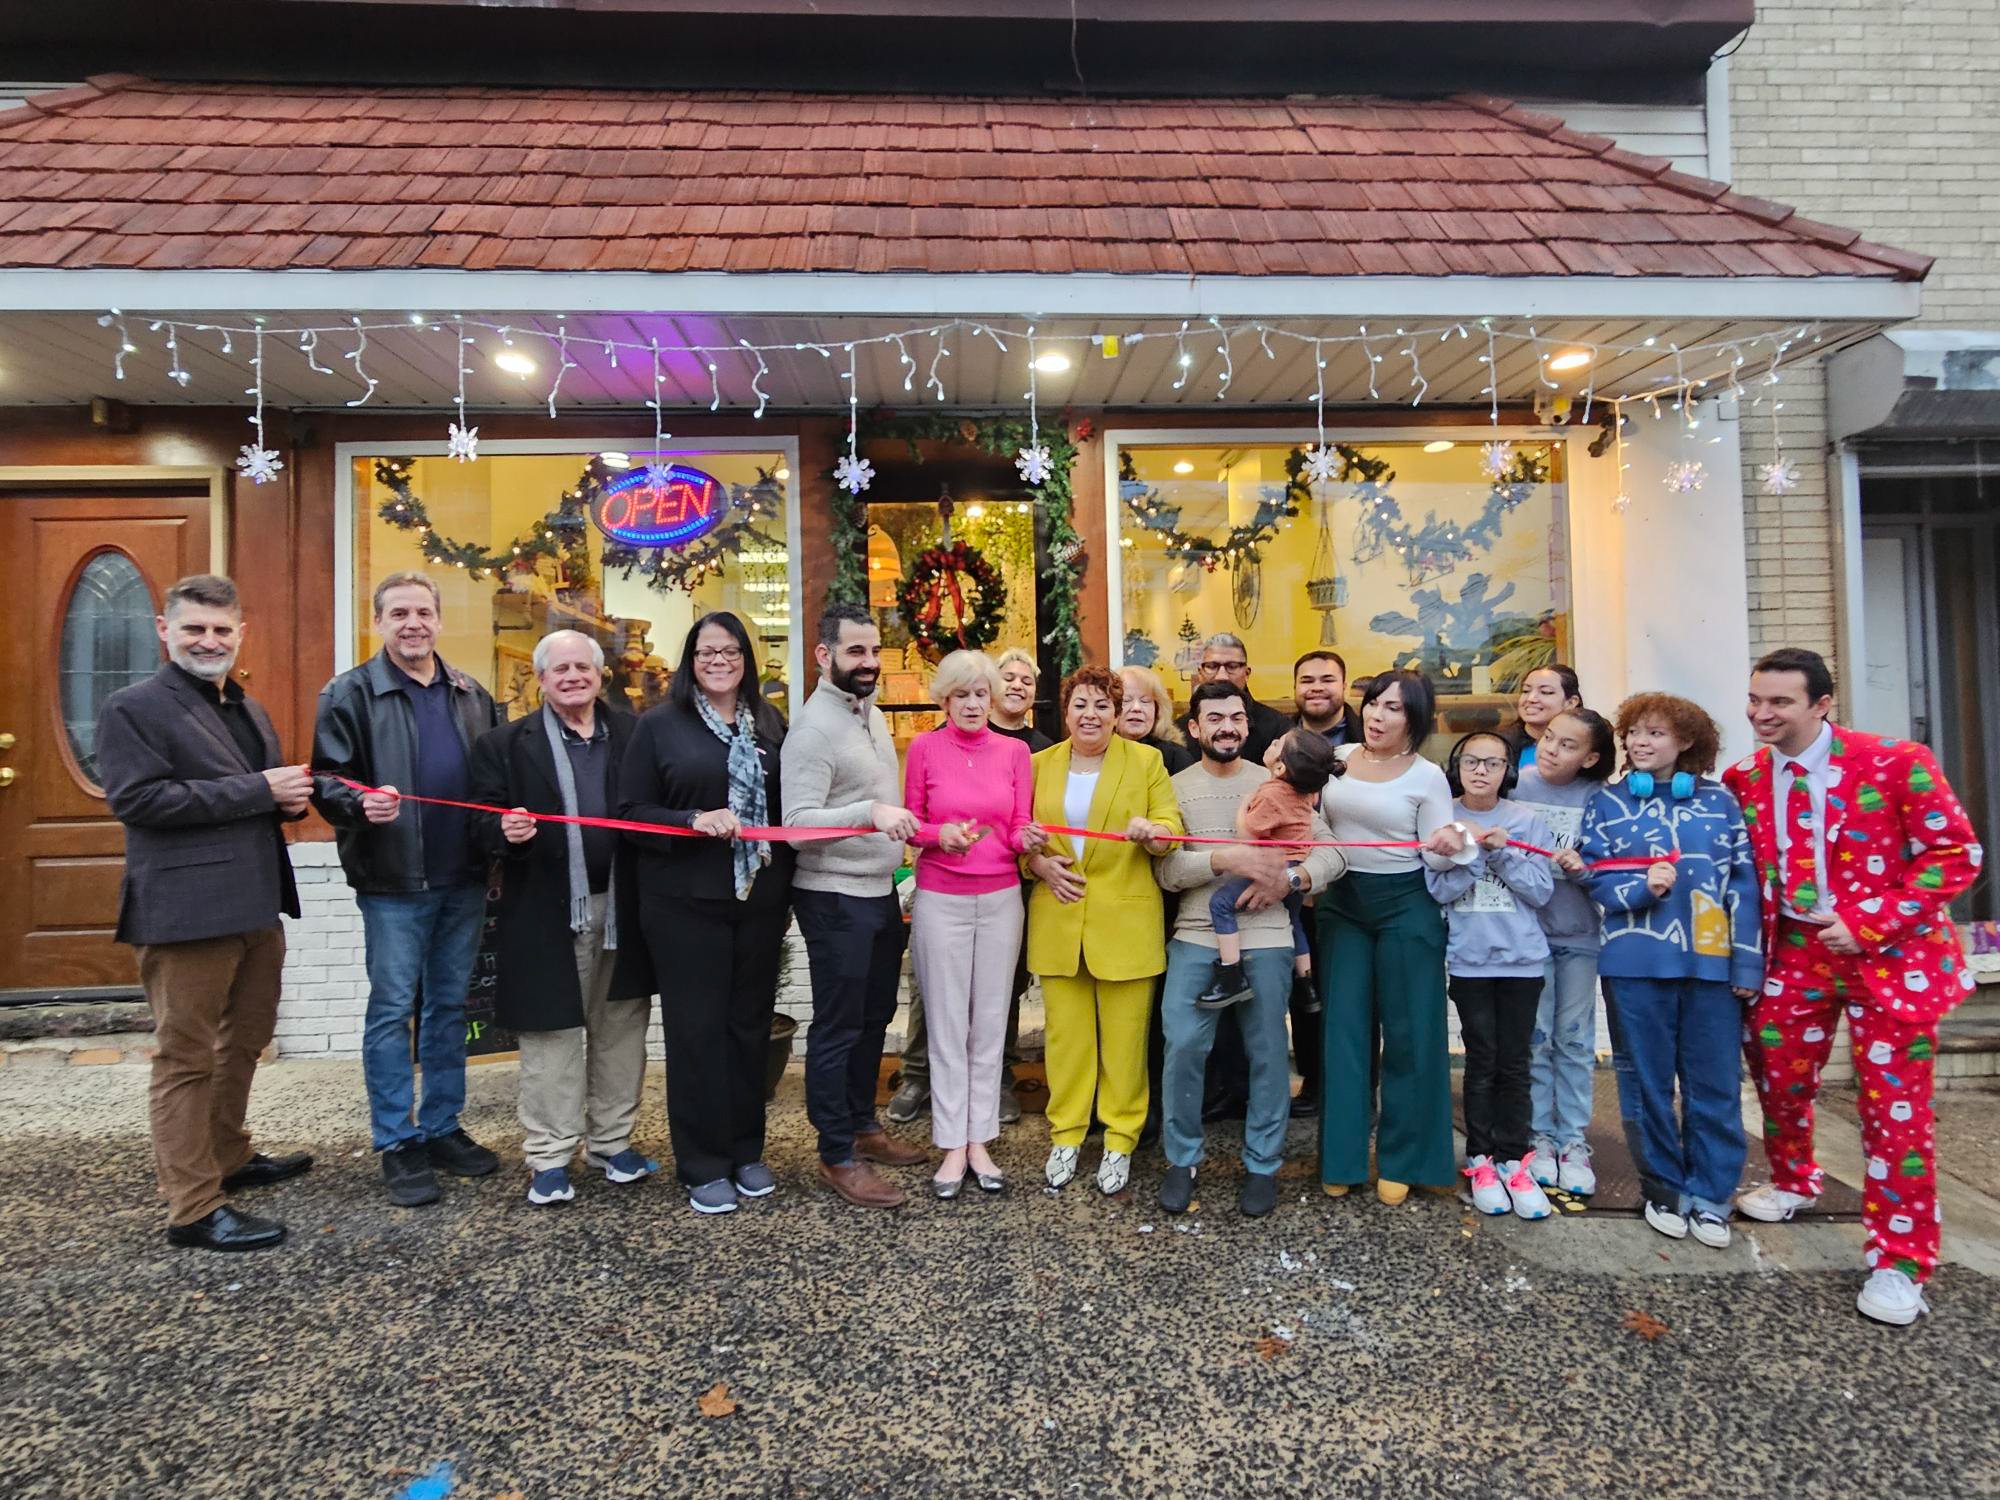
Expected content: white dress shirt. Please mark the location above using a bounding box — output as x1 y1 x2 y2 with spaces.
1774 720 1835 921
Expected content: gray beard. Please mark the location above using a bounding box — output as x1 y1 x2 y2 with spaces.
173 651 232 681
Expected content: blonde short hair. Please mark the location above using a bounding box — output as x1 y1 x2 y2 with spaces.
1119 665 1183 746
994 647 1039 680
930 649 1003 705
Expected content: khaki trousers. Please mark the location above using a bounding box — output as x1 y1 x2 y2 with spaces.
517 893 651 1171
133 925 286 1227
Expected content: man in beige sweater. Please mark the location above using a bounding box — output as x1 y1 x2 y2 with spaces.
1153 682 1347 1218
782 603 925 1209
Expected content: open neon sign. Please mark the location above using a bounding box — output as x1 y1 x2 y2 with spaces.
592 464 729 547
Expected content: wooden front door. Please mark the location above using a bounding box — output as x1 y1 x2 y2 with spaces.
0 487 213 993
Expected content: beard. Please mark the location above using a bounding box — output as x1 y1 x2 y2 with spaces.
829 659 879 697
1203 737 1243 764
173 647 234 681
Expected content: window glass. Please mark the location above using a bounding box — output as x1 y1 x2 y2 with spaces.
352 450 792 719
59 550 158 784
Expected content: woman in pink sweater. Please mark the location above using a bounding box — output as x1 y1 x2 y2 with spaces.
904 649 1037 1197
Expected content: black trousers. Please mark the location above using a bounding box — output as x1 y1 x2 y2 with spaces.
795 888 908 1164
643 892 790 1187
1450 974 1543 1163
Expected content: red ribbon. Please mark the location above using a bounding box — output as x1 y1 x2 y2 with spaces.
329 777 873 843
1038 824 1673 873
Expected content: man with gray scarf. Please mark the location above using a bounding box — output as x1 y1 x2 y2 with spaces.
468 630 656 1207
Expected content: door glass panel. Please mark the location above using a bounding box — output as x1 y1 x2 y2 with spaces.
58 551 157 785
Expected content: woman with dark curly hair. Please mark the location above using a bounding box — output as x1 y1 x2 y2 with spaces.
1580 692 1761 1251
1023 664 1184 1195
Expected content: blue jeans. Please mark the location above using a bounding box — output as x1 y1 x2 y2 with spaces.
1208 879 1310 958
1160 940 1293 1175
358 883 488 1151
1600 976 1746 1218
1529 946 1599 1148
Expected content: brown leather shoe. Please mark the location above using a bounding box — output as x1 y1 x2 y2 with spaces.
818 1160 906 1209
854 1130 926 1168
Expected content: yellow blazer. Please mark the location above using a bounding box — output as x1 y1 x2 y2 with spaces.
1025 735 1185 982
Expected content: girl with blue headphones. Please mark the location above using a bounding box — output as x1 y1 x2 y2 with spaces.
1580 693 1763 1252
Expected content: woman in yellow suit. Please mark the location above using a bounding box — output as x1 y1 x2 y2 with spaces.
1023 665 1184 1195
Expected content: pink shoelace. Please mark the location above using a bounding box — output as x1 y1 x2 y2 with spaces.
1463 1159 1502 1190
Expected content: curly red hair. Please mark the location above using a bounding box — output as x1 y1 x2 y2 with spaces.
1058 664 1124 719
1612 693 1721 777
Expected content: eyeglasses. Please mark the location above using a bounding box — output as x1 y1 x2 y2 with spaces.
1459 755 1509 772
1198 660 1247 676
692 647 744 664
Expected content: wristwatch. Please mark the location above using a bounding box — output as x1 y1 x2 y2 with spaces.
1286 867 1308 893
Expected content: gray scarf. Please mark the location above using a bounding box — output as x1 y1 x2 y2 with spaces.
694 692 772 900
541 703 615 950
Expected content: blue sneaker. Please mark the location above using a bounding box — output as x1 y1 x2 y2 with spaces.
526 1167 574 1206
733 1162 776 1198
593 1149 658 1185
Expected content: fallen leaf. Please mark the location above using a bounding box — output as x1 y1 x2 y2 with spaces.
1622 1309 1671 1341
697 1382 738 1418
1253 1335 1292 1361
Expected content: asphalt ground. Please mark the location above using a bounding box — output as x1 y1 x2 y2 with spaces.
2 1060 1997 1499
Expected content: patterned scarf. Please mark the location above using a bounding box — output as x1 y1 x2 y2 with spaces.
694 692 772 900
540 703 615 951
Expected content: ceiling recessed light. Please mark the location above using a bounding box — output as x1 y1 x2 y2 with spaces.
494 350 537 377
1422 440 1456 453
1548 350 1593 372
1033 352 1072 374
599 451 632 469
1172 460 1195 475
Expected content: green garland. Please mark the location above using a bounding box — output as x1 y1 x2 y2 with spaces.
1116 448 1311 571
1342 444 1550 583
895 540 1007 656
825 413 1084 677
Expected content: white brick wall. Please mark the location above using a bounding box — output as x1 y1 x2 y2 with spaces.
275 841 817 1059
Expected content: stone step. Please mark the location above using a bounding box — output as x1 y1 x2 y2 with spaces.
0 1031 158 1067
0 1001 153 1043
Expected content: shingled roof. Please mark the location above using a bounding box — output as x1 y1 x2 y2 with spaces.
0 74 1931 280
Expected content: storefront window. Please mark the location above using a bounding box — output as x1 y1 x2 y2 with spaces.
350 448 794 718
1115 438 1570 724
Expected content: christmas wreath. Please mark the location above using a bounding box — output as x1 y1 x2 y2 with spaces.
895 540 1006 657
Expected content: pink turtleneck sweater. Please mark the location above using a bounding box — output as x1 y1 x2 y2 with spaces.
903 720 1034 894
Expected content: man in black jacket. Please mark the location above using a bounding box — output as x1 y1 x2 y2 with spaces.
467 630 656 1208
1180 633 1291 767
98 574 313 1252
311 571 502 1207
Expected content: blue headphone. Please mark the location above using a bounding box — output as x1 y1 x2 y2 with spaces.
1627 770 1696 800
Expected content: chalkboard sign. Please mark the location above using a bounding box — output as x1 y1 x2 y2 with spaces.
465 865 516 1057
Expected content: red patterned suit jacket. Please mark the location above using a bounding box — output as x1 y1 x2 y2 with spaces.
1724 725 1984 1023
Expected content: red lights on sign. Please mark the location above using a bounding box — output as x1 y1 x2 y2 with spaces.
592 464 729 547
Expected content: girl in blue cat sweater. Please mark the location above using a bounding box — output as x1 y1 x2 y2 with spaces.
1581 693 1761 1251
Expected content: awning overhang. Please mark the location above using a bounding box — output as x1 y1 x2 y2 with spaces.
1828 329 2000 442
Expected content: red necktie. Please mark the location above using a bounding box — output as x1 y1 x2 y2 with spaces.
1783 760 1819 915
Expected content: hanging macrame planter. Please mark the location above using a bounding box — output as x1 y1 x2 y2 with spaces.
1305 489 1348 645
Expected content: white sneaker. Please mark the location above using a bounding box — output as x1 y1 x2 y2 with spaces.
1501 1158 1553 1221
1644 1201 1689 1240
1463 1155 1511 1216
1044 1145 1079 1189
1096 1150 1131 1196
1856 1267 1929 1326
1689 1210 1732 1249
1557 1142 1597 1197
1529 1139 1560 1188
1738 1184 1815 1223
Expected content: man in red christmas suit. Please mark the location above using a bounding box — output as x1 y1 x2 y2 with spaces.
1725 647 1983 1326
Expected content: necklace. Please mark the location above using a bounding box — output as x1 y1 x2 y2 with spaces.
1358 746 1411 765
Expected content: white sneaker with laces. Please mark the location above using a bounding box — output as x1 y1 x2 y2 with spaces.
1856 1267 1929 1326
1738 1184 1815 1222
1644 1201 1689 1240
1689 1210 1732 1249
1529 1138 1560 1188
1463 1155 1511 1216
1044 1145 1079 1189
1501 1158 1553 1220
1096 1150 1131 1196
1557 1141 1597 1197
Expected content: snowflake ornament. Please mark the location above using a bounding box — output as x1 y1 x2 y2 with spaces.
1480 440 1512 482
1300 444 1341 485
235 443 284 486
1612 493 1633 514
833 452 875 495
1015 444 1053 486
446 421 480 463
1759 458 1801 496
1663 460 1707 495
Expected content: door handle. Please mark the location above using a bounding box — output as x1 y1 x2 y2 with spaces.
0 767 15 787
0 732 14 750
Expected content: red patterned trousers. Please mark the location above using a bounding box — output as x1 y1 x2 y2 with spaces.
1745 922 1942 1282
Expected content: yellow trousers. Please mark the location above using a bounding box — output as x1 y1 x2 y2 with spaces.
1039 964 1154 1152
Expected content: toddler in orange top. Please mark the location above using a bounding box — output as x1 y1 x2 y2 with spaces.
1198 731 1341 1011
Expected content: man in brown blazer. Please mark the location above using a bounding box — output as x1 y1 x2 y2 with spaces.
98 574 314 1251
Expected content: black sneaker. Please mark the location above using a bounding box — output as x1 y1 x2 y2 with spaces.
1195 963 1252 1011
1288 1088 1320 1120
885 1077 930 1124
1159 1163 1196 1214
1239 1170 1278 1218
382 1144 441 1207
1293 973 1322 1016
427 1128 500 1178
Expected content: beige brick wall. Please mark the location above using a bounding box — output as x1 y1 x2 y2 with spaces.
1728 1 2000 660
